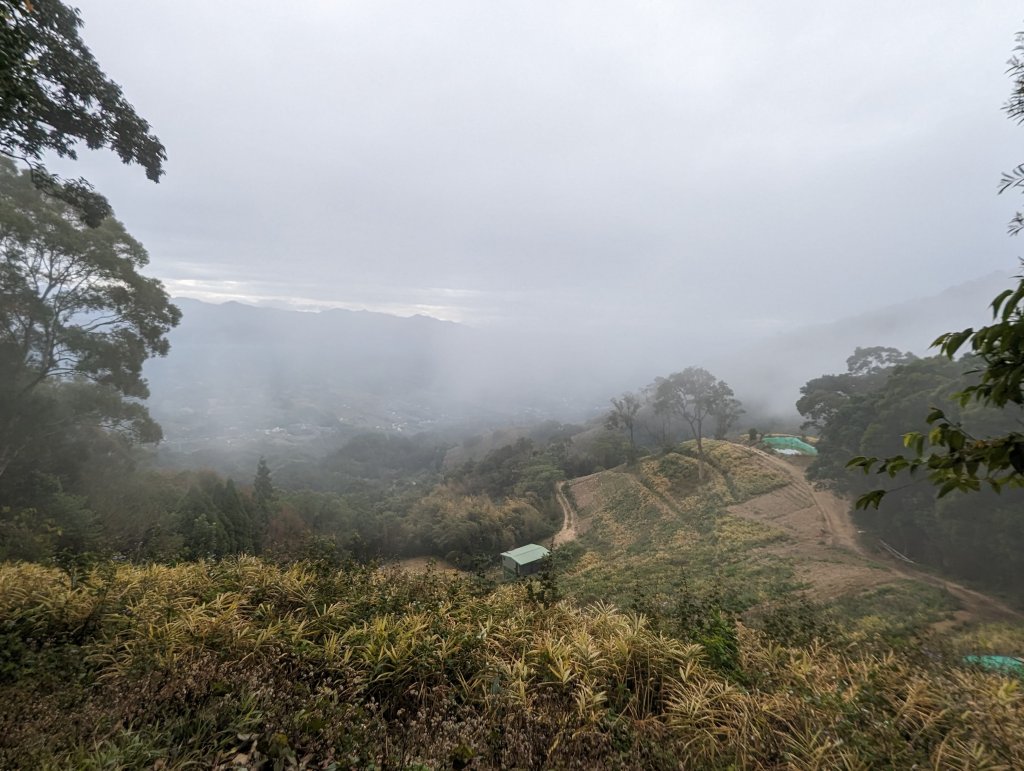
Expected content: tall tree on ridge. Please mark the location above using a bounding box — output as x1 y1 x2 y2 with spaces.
653 367 737 480
605 392 641 459
0 158 179 480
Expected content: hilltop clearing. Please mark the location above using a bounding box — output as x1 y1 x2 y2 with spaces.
736 449 1023 629
556 441 1020 635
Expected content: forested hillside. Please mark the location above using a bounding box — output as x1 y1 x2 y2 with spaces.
800 349 1024 598
1 417 618 570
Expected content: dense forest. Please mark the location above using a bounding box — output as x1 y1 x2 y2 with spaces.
0 426 568 569
800 347 1024 597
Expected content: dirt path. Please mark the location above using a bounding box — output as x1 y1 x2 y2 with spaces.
750 448 867 555
552 481 578 548
393 556 459 574
744 445 1024 627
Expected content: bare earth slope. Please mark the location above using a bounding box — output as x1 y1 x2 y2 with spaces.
557 441 1021 630
746 449 1023 628
552 480 579 547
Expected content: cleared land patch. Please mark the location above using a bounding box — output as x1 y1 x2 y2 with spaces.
559 441 968 633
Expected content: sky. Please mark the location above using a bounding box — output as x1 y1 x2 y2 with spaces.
58 1 1023 339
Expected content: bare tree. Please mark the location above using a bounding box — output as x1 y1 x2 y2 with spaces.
605 392 641 459
713 396 744 440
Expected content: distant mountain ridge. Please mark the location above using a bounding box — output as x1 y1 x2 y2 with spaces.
146 272 1018 457
158 297 469 391
710 270 1016 418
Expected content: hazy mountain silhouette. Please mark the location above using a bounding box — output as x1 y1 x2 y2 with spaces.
146 272 1016 454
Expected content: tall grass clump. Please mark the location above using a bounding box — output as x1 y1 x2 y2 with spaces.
1 557 1023 768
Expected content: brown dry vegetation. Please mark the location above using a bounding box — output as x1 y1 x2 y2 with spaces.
730 447 1024 630
5 441 1024 767
724 457 907 605
2 558 1024 769
556 441 1020 638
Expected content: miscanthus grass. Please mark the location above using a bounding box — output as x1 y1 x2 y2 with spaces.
1 557 1022 769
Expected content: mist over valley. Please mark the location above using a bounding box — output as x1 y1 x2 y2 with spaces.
144 270 1015 475
5 2 1024 767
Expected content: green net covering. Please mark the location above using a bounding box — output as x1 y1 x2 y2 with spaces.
762 436 819 455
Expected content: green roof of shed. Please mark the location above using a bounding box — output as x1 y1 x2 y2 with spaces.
501 544 550 565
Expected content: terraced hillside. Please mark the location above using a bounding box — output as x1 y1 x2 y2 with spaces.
558 441 1018 634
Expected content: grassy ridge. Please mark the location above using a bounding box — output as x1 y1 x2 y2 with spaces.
561 441 958 635
562 444 798 610
2 557 1023 768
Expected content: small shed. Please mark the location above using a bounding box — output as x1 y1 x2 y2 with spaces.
501 544 550 577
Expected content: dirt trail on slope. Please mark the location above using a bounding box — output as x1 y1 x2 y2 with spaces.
393 556 459 574
748 448 867 556
553 472 606 548
552 481 579 548
739 446 1024 628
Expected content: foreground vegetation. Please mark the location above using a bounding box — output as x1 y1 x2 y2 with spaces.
2 557 1022 769
7 436 1014 768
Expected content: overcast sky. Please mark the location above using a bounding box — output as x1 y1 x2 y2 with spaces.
59 1 1023 337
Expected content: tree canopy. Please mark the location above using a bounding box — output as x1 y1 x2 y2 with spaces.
798 350 1024 596
848 280 1024 506
797 347 917 432
0 0 165 225
652 367 738 477
0 157 179 480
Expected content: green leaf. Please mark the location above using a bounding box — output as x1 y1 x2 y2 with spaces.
846 456 876 473
940 329 973 357
854 490 886 510
1000 286 1024 320
991 288 1016 318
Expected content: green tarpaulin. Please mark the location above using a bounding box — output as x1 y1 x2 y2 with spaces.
763 436 819 456
963 655 1024 675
